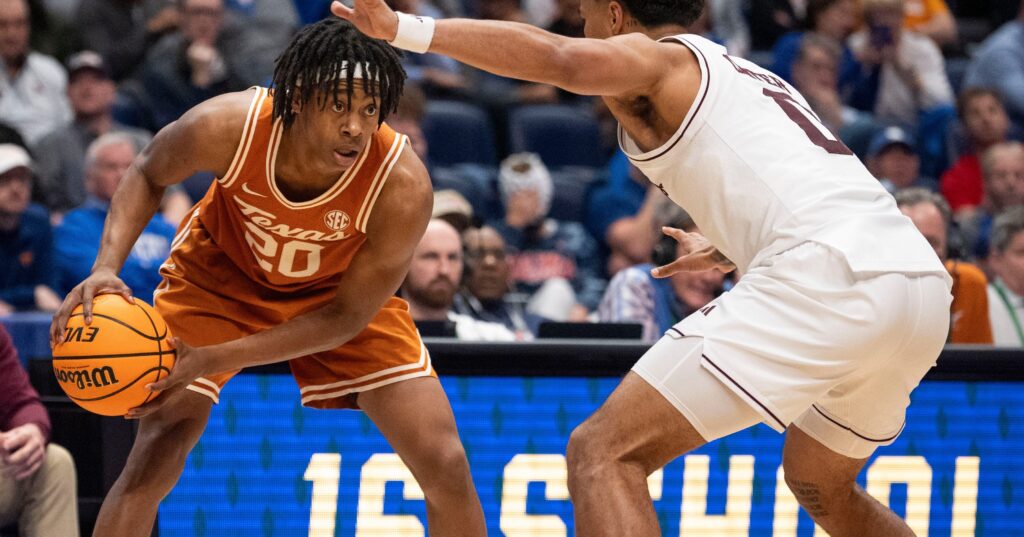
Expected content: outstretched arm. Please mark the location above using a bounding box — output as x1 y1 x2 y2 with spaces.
332 0 666 97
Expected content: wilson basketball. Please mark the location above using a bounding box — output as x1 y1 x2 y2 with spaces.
52 294 176 416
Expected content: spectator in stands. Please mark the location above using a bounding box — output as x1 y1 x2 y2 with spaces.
218 0 299 87
34 51 151 218
54 134 175 305
0 0 70 146
76 0 179 81
401 219 516 340
750 0 803 51
961 141 1024 260
902 0 957 46
136 0 245 130
790 32 878 156
963 2 1024 125
896 188 993 344
706 0 750 57
848 0 954 130
585 152 659 275
598 214 726 341
455 225 546 339
432 189 474 233
941 88 1014 218
491 153 605 322
387 83 429 166
0 324 78 536
772 0 858 85
0 145 60 314
546 0 584 38
387 0 466 97
867 126 938 192
988 206 1024 347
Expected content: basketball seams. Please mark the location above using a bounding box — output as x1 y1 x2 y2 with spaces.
67 312 167 341
53 350 175 360
133 302 170 407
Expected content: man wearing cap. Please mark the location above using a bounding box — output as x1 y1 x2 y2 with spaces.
0 144 60 314
33 51 152 218
866 126 938 193
55 133 175 305
0 0 71 146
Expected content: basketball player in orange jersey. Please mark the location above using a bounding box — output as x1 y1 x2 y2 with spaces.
49 19 485 537
336 1 953 536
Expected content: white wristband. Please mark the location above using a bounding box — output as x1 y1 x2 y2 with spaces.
390 11 435 54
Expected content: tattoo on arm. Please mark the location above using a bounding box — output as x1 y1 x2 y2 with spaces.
788 479 830 517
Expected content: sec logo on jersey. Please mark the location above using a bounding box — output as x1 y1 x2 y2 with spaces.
324 210 351 232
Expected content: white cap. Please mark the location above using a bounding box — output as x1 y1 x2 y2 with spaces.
0 144 32 176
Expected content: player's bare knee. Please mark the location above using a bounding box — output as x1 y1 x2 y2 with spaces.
566 421 620 485
414 438 473 496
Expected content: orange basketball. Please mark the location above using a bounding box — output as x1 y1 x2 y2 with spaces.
52 294 176 416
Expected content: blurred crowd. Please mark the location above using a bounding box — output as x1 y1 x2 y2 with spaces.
0 0 1022 349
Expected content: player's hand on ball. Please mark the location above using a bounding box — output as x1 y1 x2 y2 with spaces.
126 337 203 420
0 424 46 481
651 227 736 278
331 0 399 41
50 269 134 349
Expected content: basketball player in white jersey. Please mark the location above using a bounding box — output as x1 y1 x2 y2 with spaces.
334 1 952 535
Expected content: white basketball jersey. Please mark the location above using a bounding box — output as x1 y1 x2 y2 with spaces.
619 35 947 277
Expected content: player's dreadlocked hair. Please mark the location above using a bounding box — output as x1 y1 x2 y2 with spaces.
272 19 406 128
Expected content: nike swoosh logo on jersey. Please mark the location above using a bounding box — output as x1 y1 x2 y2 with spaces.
241 182 266 198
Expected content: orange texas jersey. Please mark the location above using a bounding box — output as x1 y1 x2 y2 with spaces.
186 86 408 293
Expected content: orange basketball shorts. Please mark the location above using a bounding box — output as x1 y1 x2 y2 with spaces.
153 218 434 410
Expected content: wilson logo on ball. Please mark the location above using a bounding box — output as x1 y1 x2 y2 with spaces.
62 326 100 343
54 366 120 390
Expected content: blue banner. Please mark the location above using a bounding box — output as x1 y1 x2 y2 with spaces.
161 377 1023 536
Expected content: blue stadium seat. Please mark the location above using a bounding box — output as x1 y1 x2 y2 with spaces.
508 105 605 169
431 164 502 222
549 167 601 223
422 100 497 167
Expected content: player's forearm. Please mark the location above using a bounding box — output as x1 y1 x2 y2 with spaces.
429 19 576 90
92 166 166 274
203 305 370 372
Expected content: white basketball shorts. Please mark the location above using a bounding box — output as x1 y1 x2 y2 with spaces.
632 241 952 459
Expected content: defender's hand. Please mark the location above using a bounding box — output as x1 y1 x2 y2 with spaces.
126 338 204 420
651 227 735 278
331 0 400 42
50 270 134 348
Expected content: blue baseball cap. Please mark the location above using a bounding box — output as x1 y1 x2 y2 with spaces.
867 126 917 159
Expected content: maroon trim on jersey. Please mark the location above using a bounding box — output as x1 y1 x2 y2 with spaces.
701 353 787 430
627 36 711 163
812 405 906 443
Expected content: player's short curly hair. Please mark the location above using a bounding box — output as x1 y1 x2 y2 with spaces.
617 0 705 28
272 19 406 128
